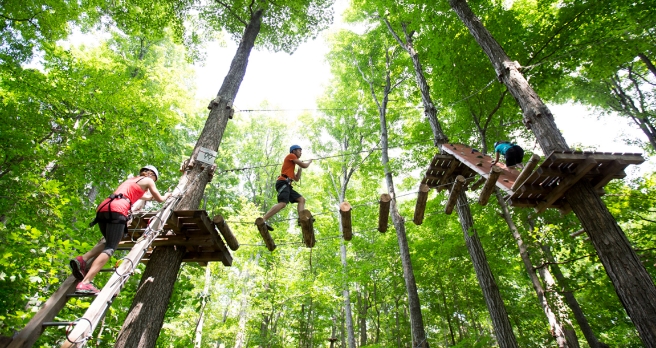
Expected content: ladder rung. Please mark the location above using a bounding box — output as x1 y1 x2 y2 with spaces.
66 293 96 298
42 321 75 327
99 268 117 272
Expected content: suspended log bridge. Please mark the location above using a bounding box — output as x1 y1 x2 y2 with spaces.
340 202 353 241
255 217 276 252
378 194 391 232
123 210 233 266
299 209 316 248
417 143 643 215
213 215 239 251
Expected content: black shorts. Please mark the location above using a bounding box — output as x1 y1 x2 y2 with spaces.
505 146 524 166
276 179 302 204
95 212 128 257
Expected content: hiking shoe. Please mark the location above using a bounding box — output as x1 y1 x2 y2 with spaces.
264 221 274 232
70 256 87 281
75 282 100 295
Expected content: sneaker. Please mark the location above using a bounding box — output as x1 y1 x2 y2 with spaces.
75 282 100 295
264 221 274 232
70 256 87 281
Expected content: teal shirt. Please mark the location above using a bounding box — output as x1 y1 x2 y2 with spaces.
494 143 514 155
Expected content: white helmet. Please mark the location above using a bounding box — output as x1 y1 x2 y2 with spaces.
140 165 159 180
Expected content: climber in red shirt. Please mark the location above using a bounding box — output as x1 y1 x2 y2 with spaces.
259 145 312 231
70 165 170 294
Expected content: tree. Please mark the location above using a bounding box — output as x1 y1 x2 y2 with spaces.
448 0 656 345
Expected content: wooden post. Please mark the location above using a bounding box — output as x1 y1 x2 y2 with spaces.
212 215 239 251
470 176 486 191
7 276 78 348
378 194 391 232
299 209 316 248
255 217 276 252
478 166 502 206
339 202 352 241
413 184 430 225
444 176 466 215
510 154 540 191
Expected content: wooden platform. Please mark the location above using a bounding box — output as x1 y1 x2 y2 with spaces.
420 144 643 213
123 210 232 266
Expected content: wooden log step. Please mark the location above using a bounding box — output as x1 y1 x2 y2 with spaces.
378 193 391 232
445 175 466 215
213 215 239 251
535 157 599 213
299 210 316 248
478 166 502 206
413 184 430 225
511 154 541 191
255 217 276 252
339 202 352 241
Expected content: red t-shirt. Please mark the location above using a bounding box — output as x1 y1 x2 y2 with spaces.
277 153 298 181
97 177 147 216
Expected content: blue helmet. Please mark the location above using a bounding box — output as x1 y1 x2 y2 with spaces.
290 145 302 153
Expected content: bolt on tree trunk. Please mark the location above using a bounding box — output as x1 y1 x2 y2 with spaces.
448 0 656 344
114 9 264 348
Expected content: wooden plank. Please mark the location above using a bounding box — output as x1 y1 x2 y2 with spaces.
119 235 214 248
509 198 565 208
299 209 316 248
212 215 240 251
546 152 644 164
437 159 459 187
445 175 466 215
378 194 391 233
478 166 502 206
255 217 276 251
413 184 430 225
7 276 78 348
205 223 233 266
339 202 353 241
511 154 541 191
535 157 599 213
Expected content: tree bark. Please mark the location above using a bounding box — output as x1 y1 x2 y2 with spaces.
495 190 569 347
339 238 357 348
455 191 518 348
448 0 656 344
115 9 264 348
114 246 185 347
540 243 609 348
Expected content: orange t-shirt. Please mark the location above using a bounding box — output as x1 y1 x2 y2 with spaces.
277 153 298 181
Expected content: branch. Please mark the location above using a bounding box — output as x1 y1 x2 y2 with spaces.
527 5 590 65
214 0 248 26
381 17 410 54
534 252 597 269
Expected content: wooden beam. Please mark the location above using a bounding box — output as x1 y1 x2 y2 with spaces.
299 209 316 248
213 215 240 251
509 198 565 208
339 202 352 241
378 194 391 232
438 159 460 187
7 276 78 348
470 176 486 191
590 160 627 189
511 154 541 191
570 229 585 237
119 235 213 248
445 175 466 215
478 166 502 206
547 152 644 164
413 184 430 225
255 217 276 252
535 157 599 213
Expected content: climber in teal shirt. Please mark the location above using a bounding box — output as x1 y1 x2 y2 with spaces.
491 141 524 168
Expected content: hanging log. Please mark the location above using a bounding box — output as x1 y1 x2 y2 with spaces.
510 153 541 191
339 202 352 241
413 184 430 225
378 193 391 232
212 215 239 251
255 217 276 252
444 175 466 215
470 176 486 191
478 166 502 206
299 209 316 248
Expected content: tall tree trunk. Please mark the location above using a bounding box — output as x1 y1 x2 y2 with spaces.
357 291 368 346
537 262 580 348
495 190 569 347
540 244 609 348
194 266 212 348
383 17 517 348
638 53 656 78
339 238 357 348
448 0 656 345
437 278 456 346
455 191 518 348
115 9 264 348
113 246 185 347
